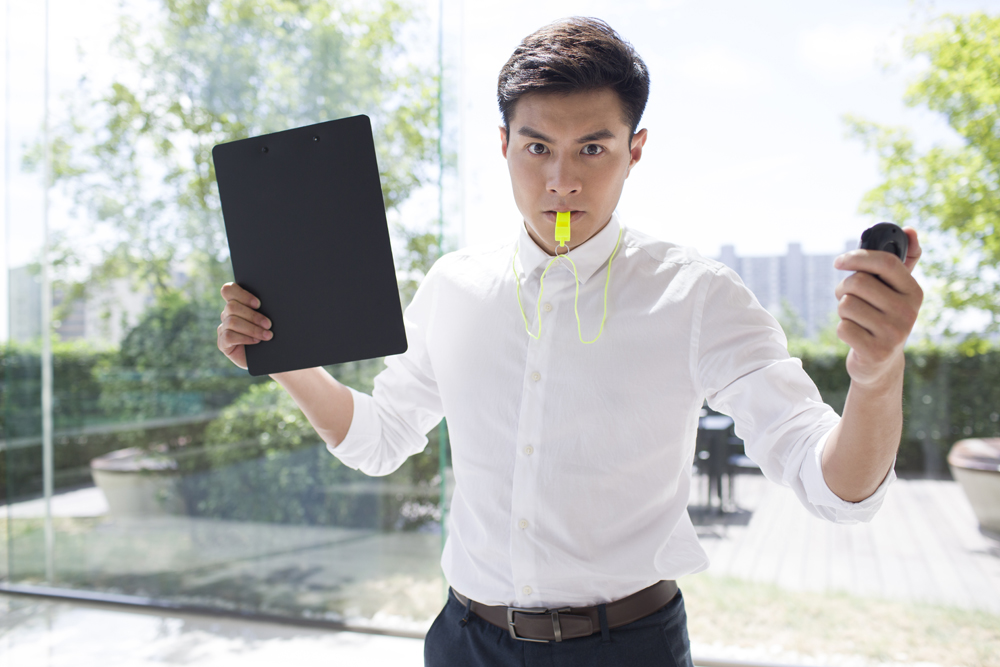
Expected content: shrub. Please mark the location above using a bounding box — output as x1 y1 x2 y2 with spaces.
179 381 444 530
95 293 262 427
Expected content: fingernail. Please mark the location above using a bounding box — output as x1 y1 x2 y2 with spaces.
264 330 273 340
263 318 271 329
253 299 261 308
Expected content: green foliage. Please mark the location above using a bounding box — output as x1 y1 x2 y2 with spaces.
29 0 439 303
1 294 262 500
1 340 114 439
8 0 446 511
4 334 999 512
395 225 446 307
776 299 806 342
844 12 1000 342
202 381 316 453
0 324 418 509
903 345 1000 473
796 348 852 420
95 291 262 425
0 340 171 500
785 312 849 360
177 380 444 529
789 343 1000 474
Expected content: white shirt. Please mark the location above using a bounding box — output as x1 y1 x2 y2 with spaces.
330 212 895 609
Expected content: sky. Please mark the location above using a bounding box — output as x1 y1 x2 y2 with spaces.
454 0 993 256
2 0 998 340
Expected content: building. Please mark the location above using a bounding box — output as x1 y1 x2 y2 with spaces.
9 265 42 343
717 241 855 340
7 265 151 346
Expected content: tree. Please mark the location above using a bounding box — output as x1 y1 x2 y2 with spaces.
775 298 806 343
844 12 1000 350
27 0 439 305
94 292 260 423
394 225 446 307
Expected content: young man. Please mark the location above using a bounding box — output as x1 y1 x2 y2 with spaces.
217 17 923 667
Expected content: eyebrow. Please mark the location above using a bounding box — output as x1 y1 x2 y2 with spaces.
517 126 616 143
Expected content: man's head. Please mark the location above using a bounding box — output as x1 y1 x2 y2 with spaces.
497 17 650 255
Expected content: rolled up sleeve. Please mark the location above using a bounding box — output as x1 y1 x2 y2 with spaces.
696 265 893 524
325 261 447 477
325 387 386 471
798 426 896 523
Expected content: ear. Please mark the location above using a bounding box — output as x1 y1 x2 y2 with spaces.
626 128 648 178
500 125 509 159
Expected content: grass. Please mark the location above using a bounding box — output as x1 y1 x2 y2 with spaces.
679 572 1000 667
3 516 999 664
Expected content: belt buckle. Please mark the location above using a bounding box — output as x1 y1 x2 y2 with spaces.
507 606 573 643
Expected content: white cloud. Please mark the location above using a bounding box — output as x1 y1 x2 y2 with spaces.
797 24 902 83
671 45 774 92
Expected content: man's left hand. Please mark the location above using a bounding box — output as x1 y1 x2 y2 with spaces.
832 227 924 388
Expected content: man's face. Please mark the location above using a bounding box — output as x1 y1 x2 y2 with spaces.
500 88 647 256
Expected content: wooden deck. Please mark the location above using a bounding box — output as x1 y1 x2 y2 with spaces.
687 473 1000 614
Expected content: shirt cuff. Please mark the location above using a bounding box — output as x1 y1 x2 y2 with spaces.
325 387 383 471
799 427 896 524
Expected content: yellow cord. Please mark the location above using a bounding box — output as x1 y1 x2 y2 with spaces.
513 227 623 344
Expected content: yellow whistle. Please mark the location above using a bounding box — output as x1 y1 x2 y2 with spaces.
555 211 571 247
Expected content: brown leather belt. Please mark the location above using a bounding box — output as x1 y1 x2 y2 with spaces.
451 580 678 643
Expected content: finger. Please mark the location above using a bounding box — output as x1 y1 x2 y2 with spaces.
221 314 273 342
222 300 272 329
221 282 261 309
222 343 248 370
902 227 921 272
838 268 922 321
837 293 883 337
834 250 913 294
835 272 891 314
836 317 874 351
219 329 264 350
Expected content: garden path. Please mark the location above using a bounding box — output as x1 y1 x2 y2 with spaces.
687 473 1000 614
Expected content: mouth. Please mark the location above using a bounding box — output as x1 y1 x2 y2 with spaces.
543 210 584 223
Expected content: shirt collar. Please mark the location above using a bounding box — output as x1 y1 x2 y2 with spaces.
515 211 623 286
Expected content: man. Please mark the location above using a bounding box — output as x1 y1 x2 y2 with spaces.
216 17 923 667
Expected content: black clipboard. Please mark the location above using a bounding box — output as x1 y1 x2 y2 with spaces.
213 115 407 376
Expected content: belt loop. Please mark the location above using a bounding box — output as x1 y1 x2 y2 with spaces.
597 603 611 643
456 589 471 627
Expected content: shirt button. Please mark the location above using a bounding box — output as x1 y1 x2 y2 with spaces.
523 445 534 456
531 372 541 382
543 303 553 312
518 519 529 529
523 585 533 596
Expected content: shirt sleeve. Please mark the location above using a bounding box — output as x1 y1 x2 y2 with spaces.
326 261 447 477
694 265 894 523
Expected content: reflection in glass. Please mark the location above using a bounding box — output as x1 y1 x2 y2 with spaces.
3 0 460 632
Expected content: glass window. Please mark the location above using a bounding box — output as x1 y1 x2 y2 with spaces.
3 0 461 633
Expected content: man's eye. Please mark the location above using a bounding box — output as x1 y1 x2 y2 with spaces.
528 143 548 155
582 144 604 156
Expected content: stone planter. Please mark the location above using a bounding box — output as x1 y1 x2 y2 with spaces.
90 447 186 519
89 443 455 527
948 438 1000 534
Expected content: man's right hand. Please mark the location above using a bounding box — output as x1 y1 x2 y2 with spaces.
217 282 273 370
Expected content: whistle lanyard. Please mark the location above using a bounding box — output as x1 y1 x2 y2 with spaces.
512 226 623 344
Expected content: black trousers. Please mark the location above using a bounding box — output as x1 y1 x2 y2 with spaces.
424 587 695 667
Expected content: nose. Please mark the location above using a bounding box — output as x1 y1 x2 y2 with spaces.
546 154 581 197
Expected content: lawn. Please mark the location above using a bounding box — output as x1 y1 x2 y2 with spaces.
680 572 1000 667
